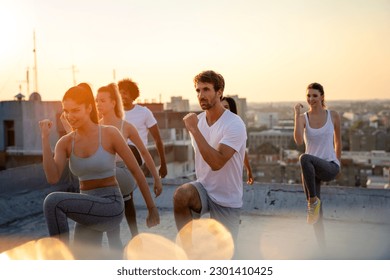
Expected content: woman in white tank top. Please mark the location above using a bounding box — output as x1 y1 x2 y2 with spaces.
294 82 342 225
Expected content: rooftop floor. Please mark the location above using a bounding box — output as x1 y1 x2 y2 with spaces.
1 207 389 260
1 164 389 260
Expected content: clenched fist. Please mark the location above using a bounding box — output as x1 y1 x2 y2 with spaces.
39 119 53 138
183 113 198 133
294 103 304 116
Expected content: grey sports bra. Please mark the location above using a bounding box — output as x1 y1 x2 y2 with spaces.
69 125 116 181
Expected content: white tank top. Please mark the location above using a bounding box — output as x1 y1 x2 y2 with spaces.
304 110 340 166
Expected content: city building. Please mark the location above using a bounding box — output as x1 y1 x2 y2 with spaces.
0 96 195 179
252 112 279 129
0 92 64 169
225 95 248 125
165 96 190 112
340 151 390 188
248 127 294 153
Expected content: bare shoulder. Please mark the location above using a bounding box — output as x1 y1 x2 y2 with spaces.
330 110 341 129
55 132 74 155
57 132 73 146
330 110 340 120
101 124 121 138
121 121 138 138
123 120 137 132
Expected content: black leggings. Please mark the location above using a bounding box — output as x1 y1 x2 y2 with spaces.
299 154 339 200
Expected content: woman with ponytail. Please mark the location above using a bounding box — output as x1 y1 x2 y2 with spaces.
96 83 161 249
294 82 341 225
39 83 159 259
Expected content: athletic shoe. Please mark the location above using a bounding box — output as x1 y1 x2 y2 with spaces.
307 198 321 224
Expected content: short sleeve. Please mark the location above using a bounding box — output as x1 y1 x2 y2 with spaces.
143 107 157 128
220 116 247 152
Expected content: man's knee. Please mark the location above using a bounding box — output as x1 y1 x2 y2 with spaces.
173 185 189 206
173 184 198 208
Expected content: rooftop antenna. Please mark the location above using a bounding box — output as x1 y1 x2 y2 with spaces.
26 68 30 95
113 69 116 82
33 30 38 92
71 64 78 86
60 64 78 86
17 68 30 95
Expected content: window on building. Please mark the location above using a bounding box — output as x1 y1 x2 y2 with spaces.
176 128 184 141
4 120 15 147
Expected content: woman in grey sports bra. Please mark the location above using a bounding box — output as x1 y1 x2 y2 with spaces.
39 84 159 259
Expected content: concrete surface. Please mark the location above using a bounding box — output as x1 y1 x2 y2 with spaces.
1 164 389 259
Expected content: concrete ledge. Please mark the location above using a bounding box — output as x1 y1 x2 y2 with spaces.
241 183 390 224
137 179 390 225
1 164 389 226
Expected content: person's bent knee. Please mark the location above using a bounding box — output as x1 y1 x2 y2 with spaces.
299 153 311 165
173 184 194 207
43 192 59 212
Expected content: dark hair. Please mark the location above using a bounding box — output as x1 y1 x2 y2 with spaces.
62 83 99 124
307 82 325 108
98 83 124 118
78 82 93 94
221 96 237 114
118 78 140 100
193 70 225 94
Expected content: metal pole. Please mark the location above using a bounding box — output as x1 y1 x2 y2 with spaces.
33 30 38 92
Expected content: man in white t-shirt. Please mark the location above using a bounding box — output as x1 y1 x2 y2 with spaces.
173 70 247 251
118 78 167 178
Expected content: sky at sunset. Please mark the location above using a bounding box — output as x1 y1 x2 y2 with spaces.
0 0 389 105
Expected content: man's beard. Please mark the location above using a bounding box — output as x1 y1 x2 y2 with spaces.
199 95 217 110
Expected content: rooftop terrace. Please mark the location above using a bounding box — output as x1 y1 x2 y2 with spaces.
0 164 389 260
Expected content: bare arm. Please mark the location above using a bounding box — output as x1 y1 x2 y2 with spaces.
39 119 68 184
110 127 159 227
125 122 162 197
60 112 72 134
244 151 254 185
293 103 305 146
184 113 235 171
332 111 342 161
148 124 167 178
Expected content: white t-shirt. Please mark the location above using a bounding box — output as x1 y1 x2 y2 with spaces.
192 110 247 208
124 104 157 146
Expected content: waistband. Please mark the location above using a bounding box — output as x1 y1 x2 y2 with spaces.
80 185 121 195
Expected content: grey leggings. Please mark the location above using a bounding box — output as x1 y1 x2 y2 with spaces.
43 186 124 244
299 154 340 200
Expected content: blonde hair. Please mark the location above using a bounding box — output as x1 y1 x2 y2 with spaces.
97 83 124 118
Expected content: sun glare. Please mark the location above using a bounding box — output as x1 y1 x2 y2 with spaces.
0 237 74 260
176 218 234 260
124 233 188 260
0 6 20 57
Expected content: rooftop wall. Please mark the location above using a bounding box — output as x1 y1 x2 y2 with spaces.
1 164 389 226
